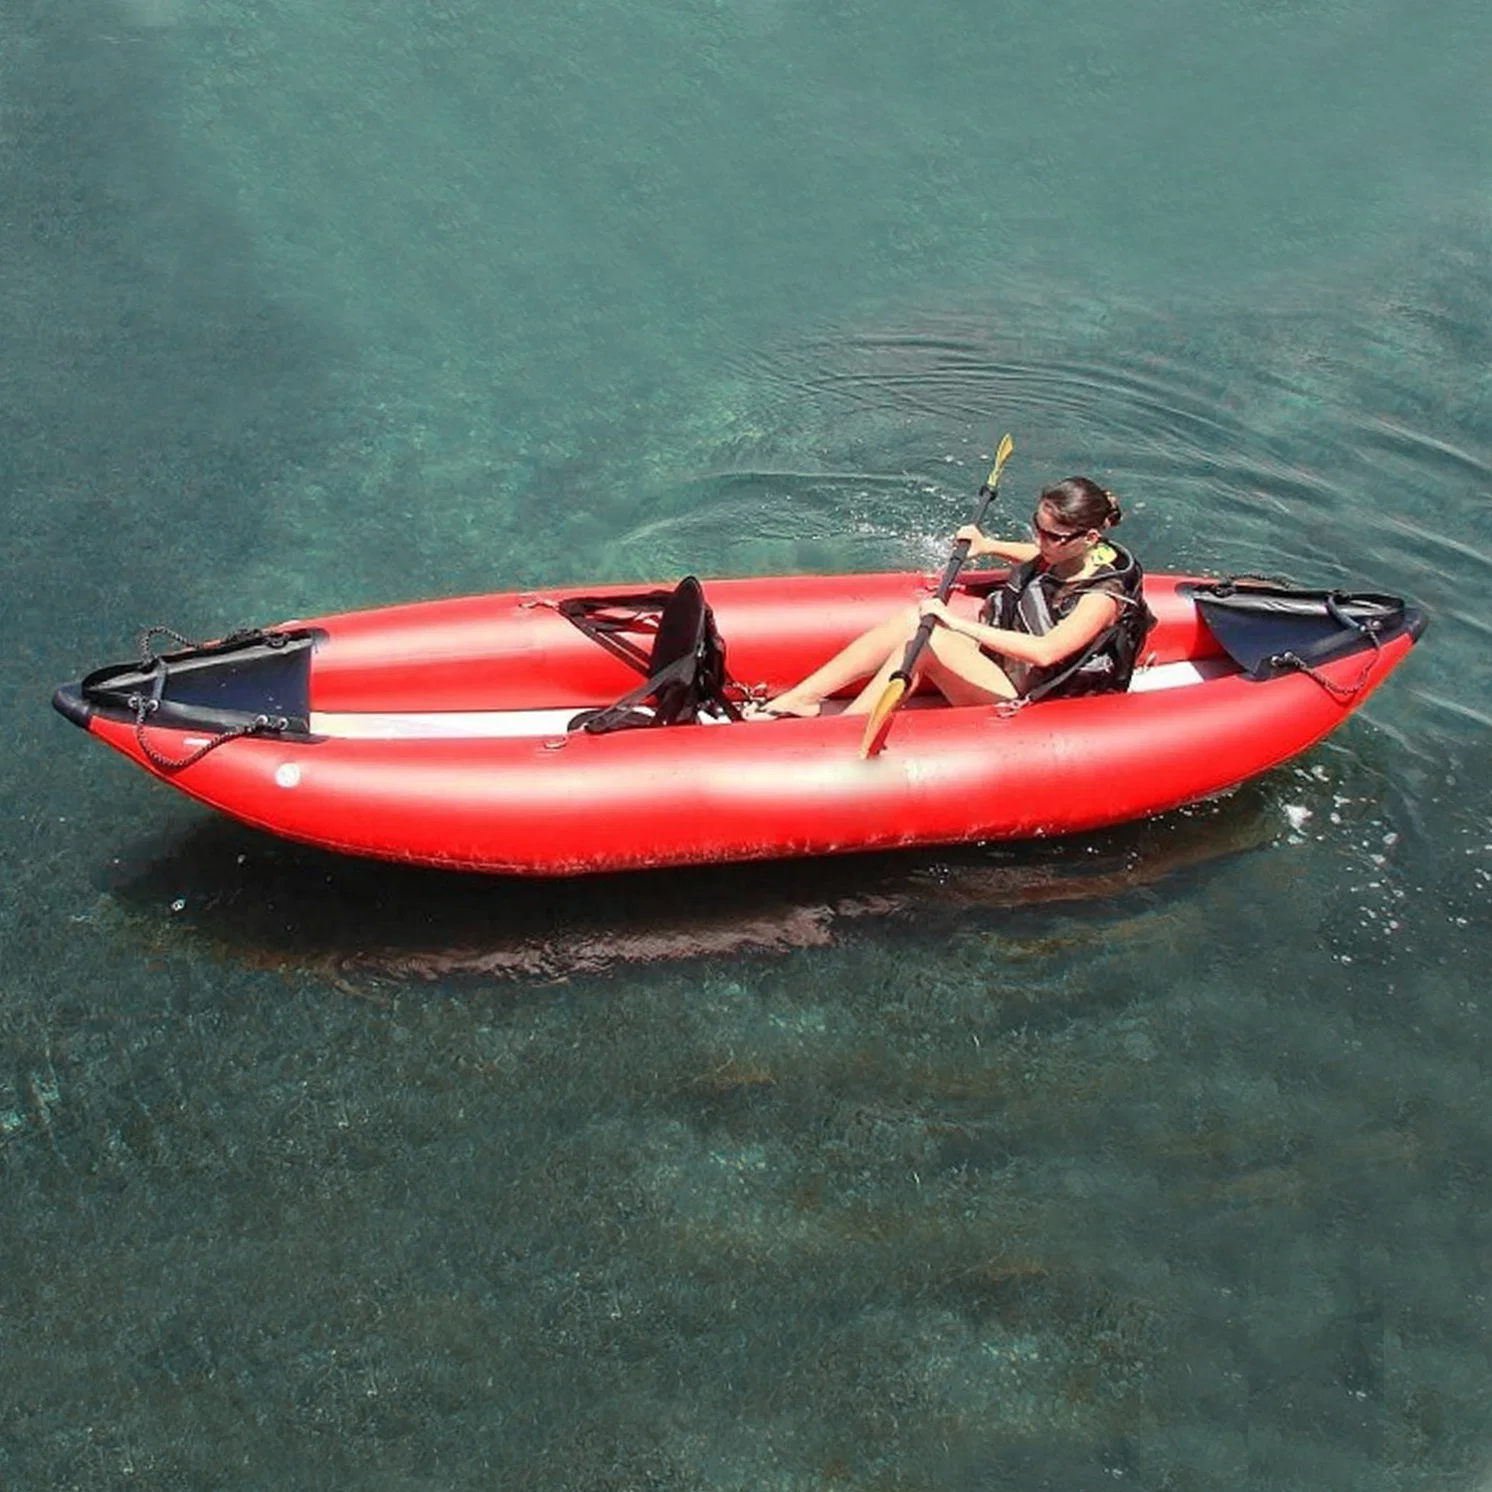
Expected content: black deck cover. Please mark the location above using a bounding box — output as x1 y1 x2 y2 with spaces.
61 630 319 734
1181 581 1424 679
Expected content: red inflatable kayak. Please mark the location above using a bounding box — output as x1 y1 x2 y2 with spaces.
53 571 1424 875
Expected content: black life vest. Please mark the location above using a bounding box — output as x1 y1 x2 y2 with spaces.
981 541 1154 701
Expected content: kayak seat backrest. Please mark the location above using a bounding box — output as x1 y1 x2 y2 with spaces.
1185 581 1410 679
568 576 740 733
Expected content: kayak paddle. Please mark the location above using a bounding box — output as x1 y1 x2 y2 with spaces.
859 433 1014 759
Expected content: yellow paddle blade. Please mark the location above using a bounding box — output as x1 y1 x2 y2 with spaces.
986 432 1014 489
858 676 908 759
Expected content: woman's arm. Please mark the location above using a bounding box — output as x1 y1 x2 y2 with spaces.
956 525 1039 565
923 590 1121 668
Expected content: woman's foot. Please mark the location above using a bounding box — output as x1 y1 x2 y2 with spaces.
744 696 822 720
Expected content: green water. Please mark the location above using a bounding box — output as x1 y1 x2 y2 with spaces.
4 0 1491 1485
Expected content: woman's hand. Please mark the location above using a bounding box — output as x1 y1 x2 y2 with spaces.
955 524 986 555
918 597 956 628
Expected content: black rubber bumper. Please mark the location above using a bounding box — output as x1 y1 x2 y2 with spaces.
52 684 94 730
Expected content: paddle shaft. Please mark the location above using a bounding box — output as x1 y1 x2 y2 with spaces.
890 482 999 685
857 435 1014 760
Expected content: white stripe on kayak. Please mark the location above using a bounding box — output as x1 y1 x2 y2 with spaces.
1127 657 1238 692
306 660 1233 741
311 707 645 739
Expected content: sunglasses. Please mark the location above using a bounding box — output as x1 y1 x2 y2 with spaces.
1030 514 1089 545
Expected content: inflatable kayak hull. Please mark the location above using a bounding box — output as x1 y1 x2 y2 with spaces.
53 572 1425 875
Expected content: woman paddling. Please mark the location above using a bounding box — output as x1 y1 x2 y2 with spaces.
753 477 1150 717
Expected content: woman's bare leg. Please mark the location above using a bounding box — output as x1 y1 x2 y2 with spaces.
843 646 915 714
842 626 1017 714
920 628 1019 703
758 606 919 716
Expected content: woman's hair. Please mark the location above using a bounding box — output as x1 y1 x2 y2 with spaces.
1039 477 1121 531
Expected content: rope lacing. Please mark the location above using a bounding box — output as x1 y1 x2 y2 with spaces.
134 624 285 668
127 625 290 772
1208 571 1298 594
1270 592 1385 703
1271 642 1381 703
128 695 288 772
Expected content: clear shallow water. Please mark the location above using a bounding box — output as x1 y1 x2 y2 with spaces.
3 0 1491 1486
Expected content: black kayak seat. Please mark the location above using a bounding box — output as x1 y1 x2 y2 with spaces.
568 576 741 733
